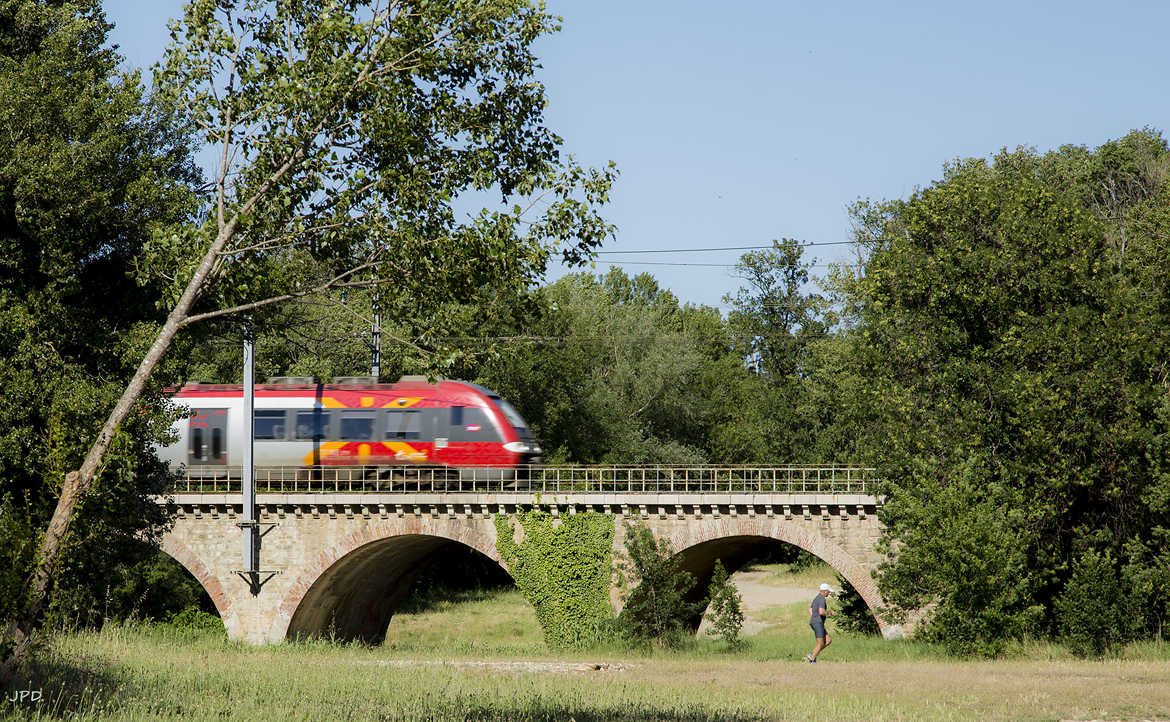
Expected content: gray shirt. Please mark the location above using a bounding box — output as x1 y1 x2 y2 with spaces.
810 593 826 624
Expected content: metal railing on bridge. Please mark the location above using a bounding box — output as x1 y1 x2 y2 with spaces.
170 465 875 495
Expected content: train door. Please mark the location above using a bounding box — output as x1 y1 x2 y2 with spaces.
189 408 229 466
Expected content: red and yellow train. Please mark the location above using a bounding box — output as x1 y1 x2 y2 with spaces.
156 377 542 474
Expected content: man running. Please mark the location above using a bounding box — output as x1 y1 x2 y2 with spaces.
807 583 834 663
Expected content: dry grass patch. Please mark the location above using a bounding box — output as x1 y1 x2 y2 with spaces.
739 560 834 589
6 624 1169 721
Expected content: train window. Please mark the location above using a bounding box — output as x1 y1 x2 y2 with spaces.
385 410 421 440
295 410 330 440
449 408 501 442
451 406 464 427
489 395 530 432
254 410 287 440
211 427 223 460
191 428 204 461
339 411 375 440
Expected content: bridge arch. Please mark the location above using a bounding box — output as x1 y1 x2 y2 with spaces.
273 519 507 643
158 532 239 638
629 518 886 634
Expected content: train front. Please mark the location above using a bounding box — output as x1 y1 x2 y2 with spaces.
487 393 543 467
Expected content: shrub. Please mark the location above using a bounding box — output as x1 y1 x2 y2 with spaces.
615 524 700 647
1057 549 1122 657
833 574 881 636
704 560 744 649
168 606 223 634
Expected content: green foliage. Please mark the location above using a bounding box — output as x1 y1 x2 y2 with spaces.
879 468 1044 656
150 0 616 346
1057 550 1122 657
703 561 744 649
832 574 881 637
166 606 224 636
48 545 216 631
1120 528 1170 642
0 0 200 634
838 130 1170 653
494 511 615 648
456 269 760 464
615 524 701 647
725 238 831 380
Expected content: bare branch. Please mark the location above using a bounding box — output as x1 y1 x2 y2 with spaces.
181 262 376 325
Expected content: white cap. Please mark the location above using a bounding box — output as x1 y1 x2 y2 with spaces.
819 583 833 592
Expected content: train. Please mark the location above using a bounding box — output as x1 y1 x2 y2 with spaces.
156 376 543 476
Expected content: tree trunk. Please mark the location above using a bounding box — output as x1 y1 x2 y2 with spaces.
1 220 236 677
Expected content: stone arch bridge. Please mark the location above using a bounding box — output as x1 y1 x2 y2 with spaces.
158 465 902 644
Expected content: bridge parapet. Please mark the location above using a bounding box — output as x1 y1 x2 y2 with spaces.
170 464 876 495
167 491 878 523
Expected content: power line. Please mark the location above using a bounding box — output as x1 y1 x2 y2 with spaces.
603 260 840 268
595 241 855 254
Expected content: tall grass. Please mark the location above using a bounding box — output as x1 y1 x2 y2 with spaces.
7 621 1170 721
5 564 1169 720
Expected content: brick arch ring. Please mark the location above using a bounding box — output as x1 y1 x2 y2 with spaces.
159 532 242 639
663 518 889 635
267 518 507 642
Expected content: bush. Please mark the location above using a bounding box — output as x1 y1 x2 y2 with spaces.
1057 549 1122 657
833 574 881 636
704 560 744 649
615 524 700 647
167 606 223 634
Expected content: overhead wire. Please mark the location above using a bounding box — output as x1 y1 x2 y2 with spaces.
603 261 841 268
594 241 855 254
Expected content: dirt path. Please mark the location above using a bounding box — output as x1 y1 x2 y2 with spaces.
698 569 812 636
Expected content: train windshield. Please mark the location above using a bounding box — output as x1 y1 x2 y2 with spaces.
490 396 531 435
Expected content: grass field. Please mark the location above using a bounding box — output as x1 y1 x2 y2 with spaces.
6 563 1170 721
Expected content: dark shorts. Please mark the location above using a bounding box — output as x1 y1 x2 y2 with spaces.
810 620 826 639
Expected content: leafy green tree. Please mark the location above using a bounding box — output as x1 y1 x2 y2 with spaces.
725 238 829 379
5 0 615 671
0 0 202 663
467 270 740 464
703 560 744 649
615 524 700 647
719 239 843 463
837 130 1170 653
1057 550 1122 657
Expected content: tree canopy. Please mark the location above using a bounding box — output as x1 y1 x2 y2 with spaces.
0 0 203 641
838 130 1170 654
3 0 616 672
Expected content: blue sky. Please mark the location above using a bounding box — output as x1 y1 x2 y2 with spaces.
103 1 1170 309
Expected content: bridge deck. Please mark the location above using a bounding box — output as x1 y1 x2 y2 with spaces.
169 464 875 495
170 491 879 506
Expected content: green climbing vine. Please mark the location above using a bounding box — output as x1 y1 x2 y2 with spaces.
495 510 615 648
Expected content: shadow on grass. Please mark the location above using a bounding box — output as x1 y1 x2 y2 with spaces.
379 698 765 722
2 644 133 719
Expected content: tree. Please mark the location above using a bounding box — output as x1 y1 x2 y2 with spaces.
720 239 840 463
0 0 202 660
615 524 700 647
703 560 744 649
725 238 828 379
1056 549 1122 657
465 269 752 464
837 131 1170 653
4 0 614 672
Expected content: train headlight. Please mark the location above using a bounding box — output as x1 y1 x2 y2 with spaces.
503 441 542 454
